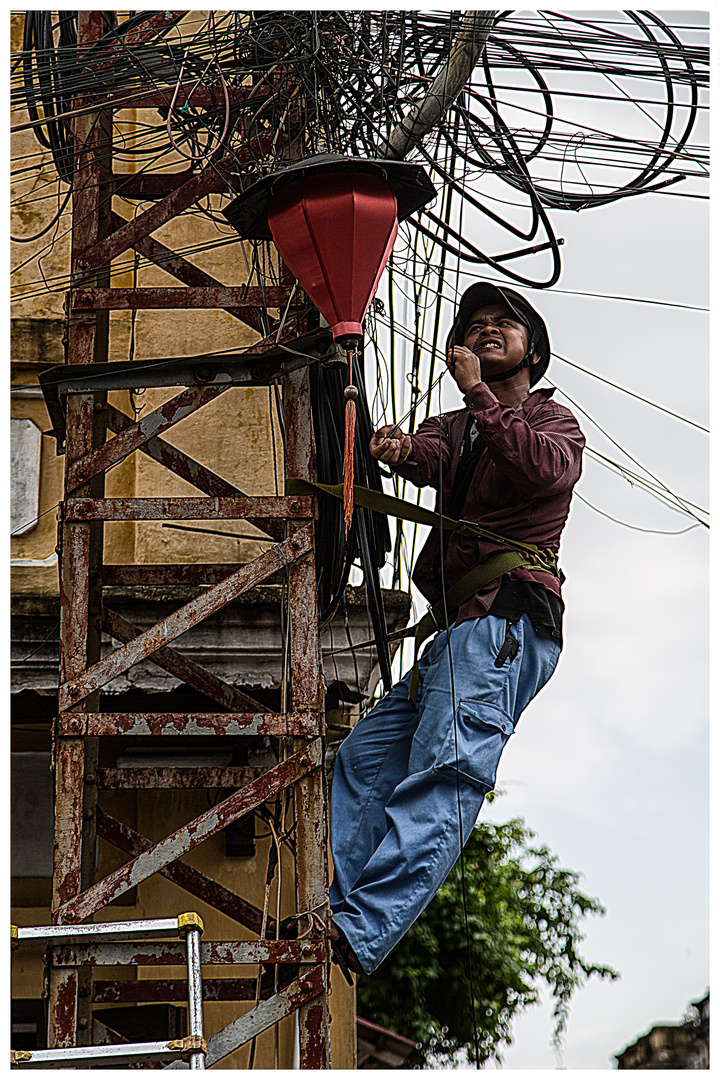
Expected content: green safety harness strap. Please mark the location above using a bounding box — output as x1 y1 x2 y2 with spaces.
404 549 533 702
286 477 562 702
287 477 559 568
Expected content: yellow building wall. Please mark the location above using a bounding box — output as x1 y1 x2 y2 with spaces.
11 8 284 595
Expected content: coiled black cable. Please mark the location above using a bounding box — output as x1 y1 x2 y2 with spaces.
309 343 393 694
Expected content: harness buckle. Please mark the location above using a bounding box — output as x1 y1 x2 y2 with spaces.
456 518 477 537
426 603 442 632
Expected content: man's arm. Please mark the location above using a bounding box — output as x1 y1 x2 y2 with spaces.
463 381 585 495
370 414 453 488
369 345 486 488
447 342 583 495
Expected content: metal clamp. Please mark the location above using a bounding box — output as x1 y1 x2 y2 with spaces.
169 1036 208 1062
425 603 442 632
178 912 204 936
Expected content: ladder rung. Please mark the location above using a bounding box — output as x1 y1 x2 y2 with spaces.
11 1039 200 1069
13 916 192 948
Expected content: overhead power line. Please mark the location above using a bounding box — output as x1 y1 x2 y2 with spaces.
11 10 709 553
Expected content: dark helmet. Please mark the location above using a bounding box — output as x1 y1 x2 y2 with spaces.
446 282 551 387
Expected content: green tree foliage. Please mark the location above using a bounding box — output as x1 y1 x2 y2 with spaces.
356 817 618 1067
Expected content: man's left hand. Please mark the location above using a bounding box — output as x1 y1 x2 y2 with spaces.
447 346 482 394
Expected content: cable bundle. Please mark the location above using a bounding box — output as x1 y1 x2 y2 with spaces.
310 345 393 693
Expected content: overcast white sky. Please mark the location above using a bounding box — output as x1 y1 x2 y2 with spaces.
363 8 710 1069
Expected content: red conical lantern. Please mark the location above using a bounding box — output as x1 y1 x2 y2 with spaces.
267 171 399 348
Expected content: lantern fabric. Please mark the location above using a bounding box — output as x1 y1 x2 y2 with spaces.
268 171 399 347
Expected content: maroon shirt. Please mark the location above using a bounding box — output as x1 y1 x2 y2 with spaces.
393 383 585 622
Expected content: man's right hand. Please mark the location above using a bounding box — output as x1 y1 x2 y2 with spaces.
369 425 413 466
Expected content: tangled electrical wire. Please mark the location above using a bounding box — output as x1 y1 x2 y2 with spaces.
13 11 707 244
11 10 708 302
11 10 710 681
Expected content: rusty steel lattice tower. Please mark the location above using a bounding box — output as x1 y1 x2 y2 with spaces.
47 10 331 1067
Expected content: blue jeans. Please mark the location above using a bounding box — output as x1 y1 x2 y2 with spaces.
329 614 560 973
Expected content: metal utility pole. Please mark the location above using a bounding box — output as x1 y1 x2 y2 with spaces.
44 9 330 1067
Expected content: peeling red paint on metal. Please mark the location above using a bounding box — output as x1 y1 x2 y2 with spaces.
52 745 85 906
53 940 325 967
59 711 316 737
279 966 325 1013
93 979 265 1003
96 809 265 934
58 525 313 710
61 742 322 922
54 943 186 967
100 564 288 585
289 547 323 712
72 286 292 310
47 967 79 1050
198 966 326 1067
97 766 264 790
300 1000 330 1068
67 385 228 492
65 495 312 521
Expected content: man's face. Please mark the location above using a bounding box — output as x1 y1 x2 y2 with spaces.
462 304 532 377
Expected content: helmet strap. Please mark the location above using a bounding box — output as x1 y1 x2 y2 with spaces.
484 338 536 385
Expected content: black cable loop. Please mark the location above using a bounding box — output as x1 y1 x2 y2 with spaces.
420 135 542 242
439 91 560 241
483 36 554 164
504 11 699 209
416 155 563 289
627 12 700 180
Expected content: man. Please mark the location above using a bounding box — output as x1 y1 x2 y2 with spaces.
328 283 585 980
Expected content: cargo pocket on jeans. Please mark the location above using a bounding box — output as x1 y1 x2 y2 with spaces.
433 700 514 793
